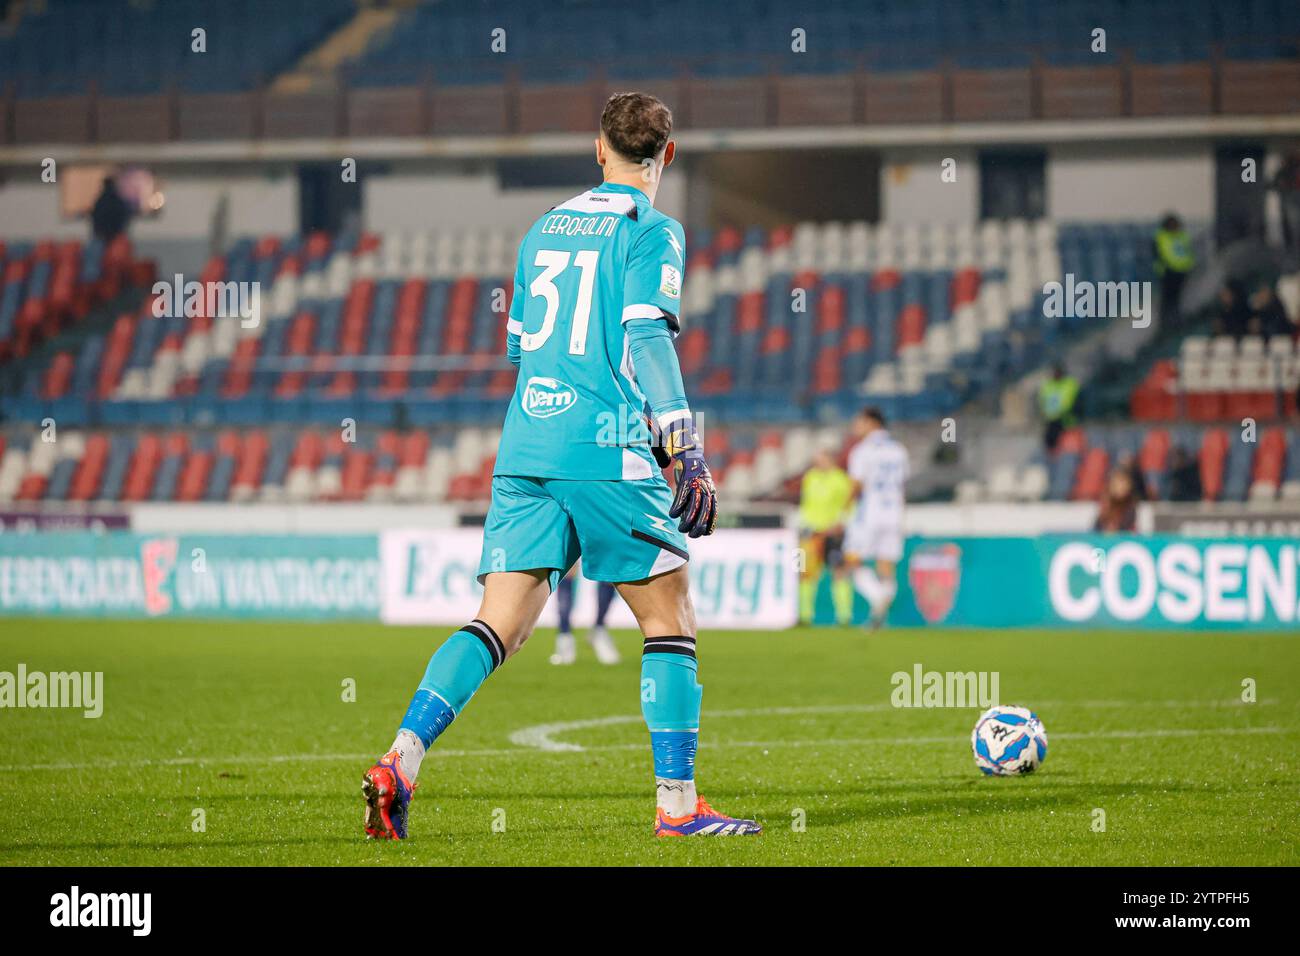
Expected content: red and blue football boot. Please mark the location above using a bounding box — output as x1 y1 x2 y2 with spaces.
362 751 415 840
654 796 762 837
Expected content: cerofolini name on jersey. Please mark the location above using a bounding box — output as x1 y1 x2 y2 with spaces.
538 190 639 238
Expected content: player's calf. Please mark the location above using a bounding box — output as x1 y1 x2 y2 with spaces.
641 635 761 836
361 570 552 840
363 618 506 839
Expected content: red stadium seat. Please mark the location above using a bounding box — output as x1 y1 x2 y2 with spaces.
233 431 269 491
445 473 480 502
487 368 515 396
222 338 260 398
67 433 110 502
431 370 464 396
15 473 48 501
340 450 373 501
1185 391 1224 421
812 344 842 393
253 236 282 259
895 304 926 349
1071 447 1110 501
715 226 743 255
304 231 332 261
870 269 901 292
326 371 357 397
121 434 163 502
216 429 241 459
1130 360 1178 420
176 451 214 502
286 311 317 354
736 292 765 333
697 367 733 395
163 431 190 459
843 325 871 354
791 270 820 294
291 430 324 469
761 325 791 354
41 351 75 399
1253 428 1286 487
677 328 710 376
1138 428 1171 474
1056 428 1086 455
399 431 430 468
768 225 794 249
950 268 981 308
1199 428 1229 501
817 285 846 333
1225 389 1279 422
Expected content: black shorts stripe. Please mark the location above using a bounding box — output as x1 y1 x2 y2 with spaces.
643 635 696 658
465 619 505 671
631 529 690 561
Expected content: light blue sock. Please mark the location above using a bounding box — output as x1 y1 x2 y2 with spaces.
399 620 505 750
641 636 702 814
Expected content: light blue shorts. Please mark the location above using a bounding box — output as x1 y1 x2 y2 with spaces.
476 475 690 590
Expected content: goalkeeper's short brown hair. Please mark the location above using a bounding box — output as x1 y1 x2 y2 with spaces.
600 92 673 163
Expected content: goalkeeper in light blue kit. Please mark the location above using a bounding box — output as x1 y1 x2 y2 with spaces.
362 93 760 839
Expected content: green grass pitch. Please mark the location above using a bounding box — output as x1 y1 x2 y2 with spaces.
1 618 1297 866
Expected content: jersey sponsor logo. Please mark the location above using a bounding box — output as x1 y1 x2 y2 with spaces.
522 376 578 418
659 263 681 299
908 542 962 624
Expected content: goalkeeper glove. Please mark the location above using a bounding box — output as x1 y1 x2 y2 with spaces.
652 414 717 538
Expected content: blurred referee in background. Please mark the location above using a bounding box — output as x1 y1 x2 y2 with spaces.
798 445 855 624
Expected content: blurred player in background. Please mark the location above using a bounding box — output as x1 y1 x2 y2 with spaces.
843 407 909 631
362 92 759 840
797 445 855 624
550 565 622 665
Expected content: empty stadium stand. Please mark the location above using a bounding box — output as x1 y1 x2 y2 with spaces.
956 424 1300 506
4 415 1299 508
349 0 1300 86
2 0 1296 143
0 218 1156 430
7 214 1279 509
1131 330 1300 424
0 0 355 96
0 234 151 362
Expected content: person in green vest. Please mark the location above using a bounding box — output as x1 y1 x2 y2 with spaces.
1038 362 1079 452
798 447 855 624
1153 213 1195 328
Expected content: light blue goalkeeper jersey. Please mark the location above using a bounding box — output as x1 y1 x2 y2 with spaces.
495 181 687 481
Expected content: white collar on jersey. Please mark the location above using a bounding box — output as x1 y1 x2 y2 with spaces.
552 189 638 217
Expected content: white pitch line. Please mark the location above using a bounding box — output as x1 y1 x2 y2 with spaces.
2 726 1284 773
507 699 1281 752
0 747 518 773
2 701 1285 772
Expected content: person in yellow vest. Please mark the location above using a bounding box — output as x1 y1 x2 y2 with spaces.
1153 213 1195 328
1038 362 1080 452
798 447 855 624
